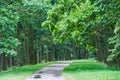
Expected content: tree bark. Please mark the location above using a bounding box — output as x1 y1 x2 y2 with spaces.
1 53 7 71
9 55 13 67
17 23 22 66
96 36 102 61
28 25 37 64
0 54 2 72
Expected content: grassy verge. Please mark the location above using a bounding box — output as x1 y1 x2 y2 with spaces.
0 62 57 80
63 59 120 80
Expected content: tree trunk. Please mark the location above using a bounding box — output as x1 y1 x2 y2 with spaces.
52 45 55 61
39 45 42 63
24 38 29 65
28 25 36 64
9 55 13 67
1 53 7 71
96 36 102 61
36 43 40 63
16 23 21 66
0 54 2 72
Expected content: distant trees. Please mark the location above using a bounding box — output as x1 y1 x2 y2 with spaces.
0 0 82 72
43 0 103 61
43 0 120 67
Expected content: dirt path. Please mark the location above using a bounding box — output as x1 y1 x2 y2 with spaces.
26 62 71 80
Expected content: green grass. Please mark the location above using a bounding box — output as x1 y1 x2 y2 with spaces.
63 59 120 80
0 62 57 80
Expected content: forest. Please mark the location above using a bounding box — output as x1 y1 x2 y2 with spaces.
0 0 120 77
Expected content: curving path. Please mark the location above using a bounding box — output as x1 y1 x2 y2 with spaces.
26 62 71 80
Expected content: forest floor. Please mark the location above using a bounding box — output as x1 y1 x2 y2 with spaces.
0 59 120 80
0 62 57 80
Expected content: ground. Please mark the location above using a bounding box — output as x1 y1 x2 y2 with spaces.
0 62 56 80
0 59 120 80
26 62 71 80
63 59 120 80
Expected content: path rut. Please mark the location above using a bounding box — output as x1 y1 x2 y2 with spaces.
26 62 71 80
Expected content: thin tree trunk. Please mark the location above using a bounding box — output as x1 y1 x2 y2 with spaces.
16 23 21 66
39 45 42 63
0 54 2 72
28 25 37 64
1 53 7 71
36 43 40 63
9 55 13 67
52 45 55 61
24 38 29 65
96 36 102 61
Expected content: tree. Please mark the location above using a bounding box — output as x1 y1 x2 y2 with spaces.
0 2 20 71
43 0 120 64
43 0 98 59
108 19 120 67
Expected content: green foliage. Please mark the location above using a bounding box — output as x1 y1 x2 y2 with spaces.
0 0 51 56
108 19 120 64
85 45 97 52
0 37 20 55
106 1 120 66
20 0 51 25
43 0 98 50
0 4 20 55
43 0 120 66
